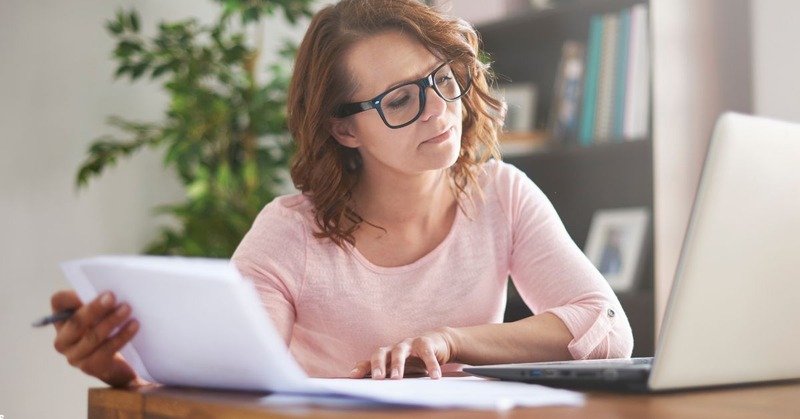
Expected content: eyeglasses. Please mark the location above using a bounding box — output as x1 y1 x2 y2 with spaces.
335 61 472 129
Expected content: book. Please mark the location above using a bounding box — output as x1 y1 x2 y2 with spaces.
593 13 620 143
578 14 604 146
60 255 584 409
612 8 632 140
623 4 650 140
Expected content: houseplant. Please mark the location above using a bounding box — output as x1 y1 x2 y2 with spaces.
76 0 315 257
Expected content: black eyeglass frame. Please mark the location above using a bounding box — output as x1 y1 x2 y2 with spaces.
334 61 472 129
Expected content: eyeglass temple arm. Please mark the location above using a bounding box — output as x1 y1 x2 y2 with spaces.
335 100 377 118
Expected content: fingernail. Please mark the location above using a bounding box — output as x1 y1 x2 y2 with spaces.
115 304 130 316
350 368 360 377
101 293 114 307
430 369 441 379
372 368 382 378
391 368 399 379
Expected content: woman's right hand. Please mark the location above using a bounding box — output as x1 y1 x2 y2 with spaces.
51 290 141 387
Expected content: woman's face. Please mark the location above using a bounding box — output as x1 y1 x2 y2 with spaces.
332 30 463 178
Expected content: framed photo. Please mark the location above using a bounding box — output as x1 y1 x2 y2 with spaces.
583 207 650 292
496 83 538 133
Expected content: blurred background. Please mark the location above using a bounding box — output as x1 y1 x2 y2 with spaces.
1 0 798 417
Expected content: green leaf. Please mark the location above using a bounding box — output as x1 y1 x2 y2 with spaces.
130 62 149 79
129 10 140 32
114 64 131 79
186 178 208 200
106 20 124 35
151 63 172 79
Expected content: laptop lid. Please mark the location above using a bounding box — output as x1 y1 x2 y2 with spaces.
464 113 800 391
648 112 800 390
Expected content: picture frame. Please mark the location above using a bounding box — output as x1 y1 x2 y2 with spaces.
496 83 538 133
583 207 650 292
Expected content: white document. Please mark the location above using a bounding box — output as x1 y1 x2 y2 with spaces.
61 255 583 409
305 377 583 409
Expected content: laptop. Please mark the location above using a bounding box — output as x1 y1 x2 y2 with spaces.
465 113 800 391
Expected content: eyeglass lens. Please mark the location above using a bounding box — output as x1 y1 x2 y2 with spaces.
380 62 468 127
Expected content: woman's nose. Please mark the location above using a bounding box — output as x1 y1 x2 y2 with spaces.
419 86 447 122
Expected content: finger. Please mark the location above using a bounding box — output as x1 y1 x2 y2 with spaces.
54 292 116 352
100 353 138 388
64 303 132 365
76 320 139 379
51 290 81 312
412 338 442 379
370 347 389 380
92 319 139 362
349 360 371 378
50 291 82 332
390 340 412 379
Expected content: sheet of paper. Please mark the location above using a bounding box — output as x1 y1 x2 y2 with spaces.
61 256 584 410
308 377 584 410
61 256 311 392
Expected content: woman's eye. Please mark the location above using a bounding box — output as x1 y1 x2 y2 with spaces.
386 94 411 110
437 74 454 85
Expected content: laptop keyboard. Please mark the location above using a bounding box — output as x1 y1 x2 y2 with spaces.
525 357 653 367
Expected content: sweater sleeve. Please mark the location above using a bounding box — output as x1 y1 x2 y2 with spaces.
495 162 634 359
231 201 307 345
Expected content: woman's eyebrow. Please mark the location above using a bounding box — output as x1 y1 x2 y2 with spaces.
379 60 443 93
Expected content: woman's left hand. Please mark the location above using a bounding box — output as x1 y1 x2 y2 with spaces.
349 328 455 380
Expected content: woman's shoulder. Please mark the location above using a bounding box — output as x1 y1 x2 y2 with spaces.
476 159 535 194
258 193 315 224
232 193 314 266
471 159 549 222
243 193 316 243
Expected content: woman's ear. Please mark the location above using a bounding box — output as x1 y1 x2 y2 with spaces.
329 117 361 149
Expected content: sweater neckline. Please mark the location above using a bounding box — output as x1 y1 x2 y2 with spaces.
347 206 465 275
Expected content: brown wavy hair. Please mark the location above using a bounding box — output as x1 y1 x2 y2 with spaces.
288 0 504 248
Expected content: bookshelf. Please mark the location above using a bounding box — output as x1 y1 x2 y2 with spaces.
475 0 655 356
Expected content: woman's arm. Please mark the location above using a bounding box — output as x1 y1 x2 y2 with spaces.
348 312 572 380
349 312 572 380
444 312 573 365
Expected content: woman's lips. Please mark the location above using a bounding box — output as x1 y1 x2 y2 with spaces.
423 126 453 145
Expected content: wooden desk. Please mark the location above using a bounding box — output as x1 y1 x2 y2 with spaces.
88 381 800 419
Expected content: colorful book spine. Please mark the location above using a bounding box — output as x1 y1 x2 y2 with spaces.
594 13 620 142
612 8 631 140
623 4 650 140
578 15 603 146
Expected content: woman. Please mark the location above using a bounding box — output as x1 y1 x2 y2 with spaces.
50 0 633 387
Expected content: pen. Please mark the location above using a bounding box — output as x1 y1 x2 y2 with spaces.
32 309 76 328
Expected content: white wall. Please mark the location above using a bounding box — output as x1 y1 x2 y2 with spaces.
0 1 316 417
650 0 754 332
752 1 800 123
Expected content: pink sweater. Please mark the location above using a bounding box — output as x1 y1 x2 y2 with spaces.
232 160 633 377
